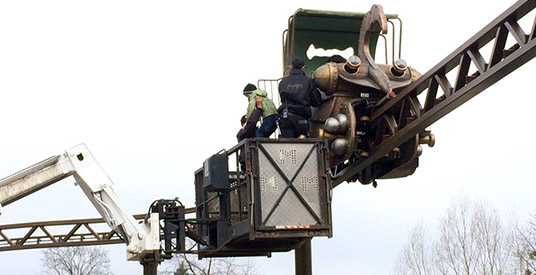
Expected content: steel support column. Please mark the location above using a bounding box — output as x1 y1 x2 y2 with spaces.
143 263 158 275
295 238 312 275
141 253 160 275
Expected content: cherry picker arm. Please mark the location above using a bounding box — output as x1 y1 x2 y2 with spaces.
0 144 160 261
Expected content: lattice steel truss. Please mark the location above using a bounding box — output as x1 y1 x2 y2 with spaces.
0 214 144 251
0 207 196 252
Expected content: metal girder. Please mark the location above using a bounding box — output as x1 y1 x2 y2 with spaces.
0 208 195 252
0 215 142 252
332 0 536 186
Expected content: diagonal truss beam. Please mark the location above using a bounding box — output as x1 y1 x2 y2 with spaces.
0 208 195 252
333 0 536 187
0 215 141 251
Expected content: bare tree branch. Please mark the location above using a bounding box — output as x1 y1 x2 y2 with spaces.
161 243 258 275
394 222 433 275
511 213 536 274
394 196 527 275
40 246 112 275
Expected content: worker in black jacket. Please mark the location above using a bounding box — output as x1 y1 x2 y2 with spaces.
237 96 263 142
278 57 322 138
236 95 263 170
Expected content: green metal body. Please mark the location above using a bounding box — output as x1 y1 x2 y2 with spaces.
283 9 398 75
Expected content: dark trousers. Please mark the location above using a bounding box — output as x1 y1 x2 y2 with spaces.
279 113 309 138
256 114 278 138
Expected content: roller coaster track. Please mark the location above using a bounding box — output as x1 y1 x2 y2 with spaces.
333 0 536 186
0 208 195 252
0 215 141 252
2 0 536 258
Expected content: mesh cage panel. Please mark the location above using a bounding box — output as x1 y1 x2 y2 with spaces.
258 142 323 227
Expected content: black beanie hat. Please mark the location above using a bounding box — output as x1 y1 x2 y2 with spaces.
243 83 257 95
291 57 305 69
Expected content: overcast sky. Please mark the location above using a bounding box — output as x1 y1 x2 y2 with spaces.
1 0 535 274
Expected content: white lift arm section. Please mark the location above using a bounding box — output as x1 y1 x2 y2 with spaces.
0 144 159 261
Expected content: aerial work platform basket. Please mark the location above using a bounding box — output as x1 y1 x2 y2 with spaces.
194 139 332 258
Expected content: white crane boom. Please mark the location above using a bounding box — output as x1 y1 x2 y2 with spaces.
0 144 160 261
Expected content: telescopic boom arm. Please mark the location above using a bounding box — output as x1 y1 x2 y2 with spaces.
0 144 160 261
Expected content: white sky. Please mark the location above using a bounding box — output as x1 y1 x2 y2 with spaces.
1 0 535 274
